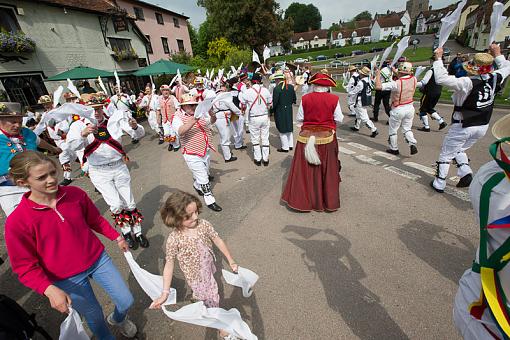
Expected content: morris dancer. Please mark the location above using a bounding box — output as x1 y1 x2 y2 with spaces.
346 65 359 117
156 85 180 151
140 86 159 137
240 73 272 166
212 81 241 163
375 62 418 156
350 66 378 138
172 93 222 212
416 57 447 132
67 93 149 249
281 72 343 212
272 71 296 152
431 45 510 193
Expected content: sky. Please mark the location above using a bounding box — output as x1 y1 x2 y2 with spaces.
145 0 458 29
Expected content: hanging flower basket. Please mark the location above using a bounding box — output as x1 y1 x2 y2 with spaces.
0 31 36 53
112 47 139 61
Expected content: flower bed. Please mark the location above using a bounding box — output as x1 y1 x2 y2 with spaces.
0 31 36 53
112 47 139 61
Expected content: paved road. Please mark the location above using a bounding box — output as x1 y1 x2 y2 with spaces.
0 94 504 339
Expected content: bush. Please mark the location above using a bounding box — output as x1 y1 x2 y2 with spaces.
170 51 192 64
291 45 330 54
221 48 251 70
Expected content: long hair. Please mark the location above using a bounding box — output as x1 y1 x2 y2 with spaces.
9 151 57 184
160 191 202 229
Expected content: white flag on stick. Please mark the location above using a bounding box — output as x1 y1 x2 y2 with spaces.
252 50 261 65
489 1 507 45
370 55 380 73
66 79 81 100
114 71 121 92
379 42 395 68
437 0 467 49
53 85 63 108
97 76 108 94
390 36 411 68
414 66 427 79
263 45 271 62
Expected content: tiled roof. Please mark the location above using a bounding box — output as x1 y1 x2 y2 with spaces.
291 29 329 43
375 16 404 28
332 27 371 39
128 0 189 19
355 19 372 28
37 0 121 14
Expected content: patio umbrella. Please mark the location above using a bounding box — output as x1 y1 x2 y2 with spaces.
133 59 194 76
46 66 114 81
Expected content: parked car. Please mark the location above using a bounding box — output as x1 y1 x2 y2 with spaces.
443 47 451 56
294 58 307 63
352 50 366 56
329 60 343 68
370 47 384 53
334 53 345 58
355 59 370 66
275 61 285 67
315 55 327 61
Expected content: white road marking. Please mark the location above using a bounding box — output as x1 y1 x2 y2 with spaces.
444 187 470 202
383 166 421 181
339 147 356 155
403 162 436 175
347 142 372 151
373 151 399 161
355 155 382 165
337 137 348 142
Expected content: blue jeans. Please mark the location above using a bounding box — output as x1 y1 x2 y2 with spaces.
54 251 134 340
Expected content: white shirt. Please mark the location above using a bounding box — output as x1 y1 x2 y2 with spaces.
67 113 145 166
433 55 510 119
107 94 133 116
140 94 158 112
296 87 343 124
239 84 272 117
212 92 241 118
416 69 433 89
155 95 180 112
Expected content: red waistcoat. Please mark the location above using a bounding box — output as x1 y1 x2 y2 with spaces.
301 92 338 130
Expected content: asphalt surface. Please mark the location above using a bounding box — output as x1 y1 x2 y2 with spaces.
0 92 505 339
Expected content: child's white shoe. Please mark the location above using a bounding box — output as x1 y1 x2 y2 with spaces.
223 334 240 340
107 313 137 338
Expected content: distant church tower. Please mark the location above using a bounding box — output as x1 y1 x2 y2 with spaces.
406 0 429 21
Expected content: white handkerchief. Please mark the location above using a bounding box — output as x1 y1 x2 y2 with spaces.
414 66 427 79
222 267 259 298
194 97 214 119
162 302 258 340
124 252 176 305
59 307 90 340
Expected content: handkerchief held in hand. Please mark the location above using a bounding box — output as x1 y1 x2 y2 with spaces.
437 0 466 49
194 97 214 119
162 302 258 340
222 267 259 298
59 307 90 340
124 252 177 305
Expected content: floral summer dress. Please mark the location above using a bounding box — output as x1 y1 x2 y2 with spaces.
165 219 220 307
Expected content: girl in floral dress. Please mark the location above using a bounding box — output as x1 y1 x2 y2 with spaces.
150 191 239 338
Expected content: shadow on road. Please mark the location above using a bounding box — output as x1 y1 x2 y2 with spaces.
283 225 409 340
398 220 475 283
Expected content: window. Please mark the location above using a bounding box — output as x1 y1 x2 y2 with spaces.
156 13 164 25
173 17 180 28
145 35 153 54
176 39 185 52
108 37 132 52
133 7 144 20
0 7 20 32
161 37 169 53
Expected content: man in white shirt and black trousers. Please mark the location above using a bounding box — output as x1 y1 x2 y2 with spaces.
431 44 510 193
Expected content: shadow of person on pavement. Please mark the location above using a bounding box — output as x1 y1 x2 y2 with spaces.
398 220 475 283
283 225 409 340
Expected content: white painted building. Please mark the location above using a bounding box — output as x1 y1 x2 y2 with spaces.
468 0 510 51
371 16 405 42
268 42 285 56
331 27 371 47
291 29 329 50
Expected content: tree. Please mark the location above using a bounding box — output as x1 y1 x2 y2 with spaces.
187 21 199 55
197 0 293 53
195 19 216 58
207 37 234 64
353 11 372 22
284 3 322 33
328 23 340 36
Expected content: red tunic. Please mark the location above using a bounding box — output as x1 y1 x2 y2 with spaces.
301 92 338 130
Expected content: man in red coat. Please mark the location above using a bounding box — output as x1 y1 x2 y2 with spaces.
281 72 344 212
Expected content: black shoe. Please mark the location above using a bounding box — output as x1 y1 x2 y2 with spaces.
208 175 214 181
131 139 139 144
167 144 174 151
207 202 222 212
350 127 359 132
135 234 149 248
386 148 399 155
123 233 138 249
410 145 418 155
158 139 164 145
173 146 180 152
194 186 204 196
225 156 237 163
277 148 289 153
418 127 431 132
289 147 293 150
235 145 248 150
373 117 379 122
370 130 379 138
456 173 473 188
430 180 444 193
439 122 448 130
263 160 269 166
60 178 72 186
254 160 261 166
386 121 389 125
246 130 250 134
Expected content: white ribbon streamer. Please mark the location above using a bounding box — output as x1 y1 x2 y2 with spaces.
222 267 259 298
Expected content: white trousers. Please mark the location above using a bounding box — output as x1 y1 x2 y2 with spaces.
183 152 216 205
163 121 180 147
279 132 294 151
148 110 159 132
388 104 417 151
231 115 245 149
57 140 77 180
248 115 270 162
215 116 233 160
433 123 488 190
0 186 29 217
354 106 376 132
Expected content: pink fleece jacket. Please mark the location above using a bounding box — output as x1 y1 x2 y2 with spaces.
5 186 120 294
